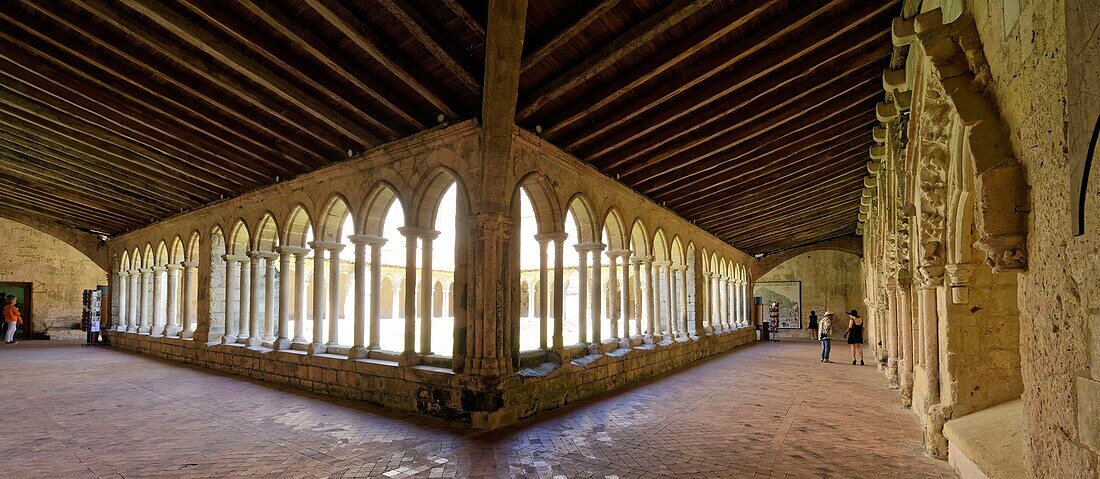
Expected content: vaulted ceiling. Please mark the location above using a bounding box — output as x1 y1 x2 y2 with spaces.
0 0 897 255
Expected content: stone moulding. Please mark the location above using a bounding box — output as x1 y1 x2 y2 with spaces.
911 9 1029 273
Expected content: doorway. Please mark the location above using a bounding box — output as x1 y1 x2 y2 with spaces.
0 282 32 340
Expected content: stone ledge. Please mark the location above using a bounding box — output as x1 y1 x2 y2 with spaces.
943 398 1026 479
104 327 756 429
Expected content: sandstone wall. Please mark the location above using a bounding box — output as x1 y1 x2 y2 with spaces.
966 0 1099 476
757 250 864 340
0 219 107 333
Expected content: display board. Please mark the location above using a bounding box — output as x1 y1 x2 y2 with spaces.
753 281 802 329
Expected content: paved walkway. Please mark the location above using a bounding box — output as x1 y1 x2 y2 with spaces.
0 341 955 478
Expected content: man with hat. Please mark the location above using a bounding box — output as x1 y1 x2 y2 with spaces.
819 311 834 362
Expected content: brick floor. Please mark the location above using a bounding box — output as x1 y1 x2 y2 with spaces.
0 341 956 478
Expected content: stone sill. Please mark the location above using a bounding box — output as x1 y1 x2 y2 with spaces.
943 398 1026 479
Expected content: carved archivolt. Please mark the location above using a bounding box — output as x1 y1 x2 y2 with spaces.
915 85 951 285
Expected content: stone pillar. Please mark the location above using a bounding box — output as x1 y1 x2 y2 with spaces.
397 228 419 365
261 253 277 342
643 256 655 340
660 261 672 338
347 235 372 358
238 256 252 343
668 265 679 335
166 264 182 336
181 261 197 338
589 243 605 344
606 250 620 342
326 243 345 347
245 253 262 346
535 234 550 350
116 271 128 332
221 257 240 343
292 250 308 344
274 247 301 349
678 266 689 337
307 241 328 354
417 231 438 355
536 232 568 352
886 280 899 388
920 284 941 403
128 271 140 332
367 237 387 351
620 251 631 341
462 213 515 376
574 244 590 344
631 257 643 337
150 266 165 336
898 279 914 406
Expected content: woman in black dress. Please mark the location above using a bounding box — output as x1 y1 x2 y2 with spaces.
845 309 864 365
807 311 818 340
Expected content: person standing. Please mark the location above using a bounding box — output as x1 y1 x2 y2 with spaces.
846 309 865 365
807 310 818 340
4 295 22 344
819 311 833 362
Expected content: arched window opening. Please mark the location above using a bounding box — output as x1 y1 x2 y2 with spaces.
378 197 406 352
208 229 226 337
426 182 458 357
517 187 541 351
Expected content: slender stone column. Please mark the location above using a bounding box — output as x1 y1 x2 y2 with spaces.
261 253 277 342
631 257 643 337
166 264 182 336
574 244 590 344
886 280 899 387
181 261 198 338
274 247 301 349
116 271 128 331
898 279 914 405
606 250 620 341
678 266 689 336
150 266 165 336
535 235 550 350
620 252 631 340
551 234 566 350
346 236 366 358
292 251 308 344
221 257 240 343
326 243 345 347
660 261 672 338
921 285 940 403
418 231 438 355
706 273 717 332
642 256 655 340
245 253 262 346
668 265 679 335
307 241 329 354
397 228 420 364
238 257 252 343
128 271 140 332
590 243 605 344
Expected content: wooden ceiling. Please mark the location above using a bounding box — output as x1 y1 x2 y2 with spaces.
0 0 895 255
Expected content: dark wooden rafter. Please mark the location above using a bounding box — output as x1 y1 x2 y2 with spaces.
517 0 716 121
374 0 481 94
520 0 622 74
305 0 460 118
440 0 485 38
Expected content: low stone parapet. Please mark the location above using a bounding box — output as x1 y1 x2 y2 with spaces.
105 327 756 429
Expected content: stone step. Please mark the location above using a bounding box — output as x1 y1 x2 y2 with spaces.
46 328 87 341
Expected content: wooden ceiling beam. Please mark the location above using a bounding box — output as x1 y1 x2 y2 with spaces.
588 32 888 166
7 4 326 167
0 176 134 228
679 139 869 218
707 188 865 238
660 114 872 204
441 0 485 38
0 128 196 208
520 0 622 74
0 158 154 224
517 0 714 120
718 206 859 247
733 216 859 253
111 0 379 148
0 90 234 196
58 0 345 154
543 0 852 140
305 0 459 118
618 61 880 181
239 0 425 130
375 0 480 94
702 170 865 230
634 88 878 193
177 0 402 139
629 80 879 188
0 196 130 234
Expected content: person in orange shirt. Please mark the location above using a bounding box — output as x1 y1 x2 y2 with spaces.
4 295 21 344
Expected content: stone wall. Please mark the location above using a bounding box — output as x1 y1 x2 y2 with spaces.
0 219 106 334
966 0 1100 476
757 250 864 339
106 327 755 429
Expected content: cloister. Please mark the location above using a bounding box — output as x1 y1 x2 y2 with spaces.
0 0 1097 478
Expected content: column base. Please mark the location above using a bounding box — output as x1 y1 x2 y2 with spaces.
117 325 128 332
642 334 654 345
138 326 151 334
126 325 138 333
180 330 194 339
618 337 631 349
247 337 263 347
221 334 238 344
397 350 420 366
236 335 250 344
348 345 369 359
547 347 566 365
306 342 327 355
273 338 292 350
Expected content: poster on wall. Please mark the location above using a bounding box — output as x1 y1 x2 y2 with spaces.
754 281 802 329
811 306 826 320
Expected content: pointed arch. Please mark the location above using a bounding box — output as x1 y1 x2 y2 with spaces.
669 236 684 266
566 194 598 243
120 250 131 271
516 172 562 233
414 167 463 228
360 183 402 236
228 220 251 255
318 194 352 242
629 219 650 256
602 207 627 251
142 244 154 268
155 240 169 266
255 213 281 251
652 229 669 262
131 247 142 269
170 236 185 264
700 248 710 274
284 205 314 247
186 231 201 262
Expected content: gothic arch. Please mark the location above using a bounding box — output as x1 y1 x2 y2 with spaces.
360 182 402 236
318 195 352 242
566 194 598 243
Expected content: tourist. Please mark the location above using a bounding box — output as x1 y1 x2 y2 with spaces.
846 309 865 365
4 295 22 344
807 310 818 340
819 311 833 362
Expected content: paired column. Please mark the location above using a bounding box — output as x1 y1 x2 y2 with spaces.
180 261 198 338
659 261 672 338
347 235 386 358
898 279 914 404
128 271 140 332
221 255 243 343
920 283 941 403
165 264 182 336
116 271 129 332
535 234 550 350
643 256 655 339
589 243 605 344
261 252 278 343
274 246 308 349
244 252 262 346
605 250 621 342
150 266 165 335
678 266 689 336
306 241 336 354
238 256 252 343
631 257 643 337
140 268 153 333
396 228 424 364
418 230 440 356
326 243 345 347
536 232 567 352
886 280 900 387
574 243 592 344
